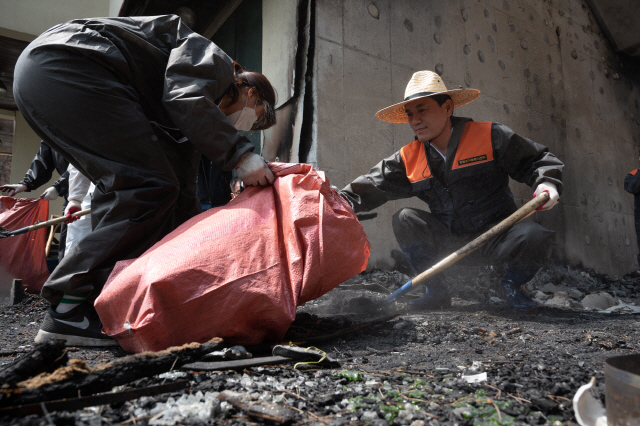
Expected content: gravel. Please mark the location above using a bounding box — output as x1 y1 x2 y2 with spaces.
2 262 639 425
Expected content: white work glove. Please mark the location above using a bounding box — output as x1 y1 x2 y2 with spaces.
64 199 82 223
533 182 559 211
40 186 59 201
234 152 275 186
0 184 27 197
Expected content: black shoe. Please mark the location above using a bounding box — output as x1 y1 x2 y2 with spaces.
34 303 118 347
501 280 538 313
407 285 451 310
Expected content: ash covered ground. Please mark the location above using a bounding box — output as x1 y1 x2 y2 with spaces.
1 262 639 426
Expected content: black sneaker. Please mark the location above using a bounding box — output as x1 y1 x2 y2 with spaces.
34 302 118 347
501 279 538 313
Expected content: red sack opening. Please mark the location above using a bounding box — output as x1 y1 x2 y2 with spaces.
95 163 370 353
0 197 50 294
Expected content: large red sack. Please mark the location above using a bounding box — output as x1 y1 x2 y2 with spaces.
0 197 49 294
95 163 370 353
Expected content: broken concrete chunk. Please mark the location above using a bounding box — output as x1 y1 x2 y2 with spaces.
544 292 584 310
532 290 552 302
582 292 619 310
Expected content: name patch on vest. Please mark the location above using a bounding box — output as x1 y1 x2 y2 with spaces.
458 155 487 166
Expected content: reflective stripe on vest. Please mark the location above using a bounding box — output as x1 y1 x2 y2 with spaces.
400 121 493 182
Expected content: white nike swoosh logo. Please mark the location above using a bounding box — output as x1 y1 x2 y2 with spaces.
57 317 90 329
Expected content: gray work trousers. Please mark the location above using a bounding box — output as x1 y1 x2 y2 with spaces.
14 47 201 304
392 207 554 276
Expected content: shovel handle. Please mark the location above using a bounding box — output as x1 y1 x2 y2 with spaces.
10 209 92 237
385 192 550 303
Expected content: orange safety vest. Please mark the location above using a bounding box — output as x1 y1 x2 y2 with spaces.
399 121 516 233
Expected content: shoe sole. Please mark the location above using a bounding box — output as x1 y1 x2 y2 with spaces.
35 329 119 347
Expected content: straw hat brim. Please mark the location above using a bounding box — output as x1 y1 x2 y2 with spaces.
375 88 481 123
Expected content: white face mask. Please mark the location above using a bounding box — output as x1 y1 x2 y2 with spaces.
226 95 258 131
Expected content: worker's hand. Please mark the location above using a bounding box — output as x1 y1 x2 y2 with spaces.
64 200 82 224
40 186 59 201
533 182 559 211
234 152 275 186
0 184 27 197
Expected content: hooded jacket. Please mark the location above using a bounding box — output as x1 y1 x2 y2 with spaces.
24 15 253 173
340 117 564 234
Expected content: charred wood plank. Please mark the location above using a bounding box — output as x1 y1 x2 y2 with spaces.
0 380 189 417
0 340 67 387
0 338 223 407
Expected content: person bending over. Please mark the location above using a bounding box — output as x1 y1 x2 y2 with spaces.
14 15 278 346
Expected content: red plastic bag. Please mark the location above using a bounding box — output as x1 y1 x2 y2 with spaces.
95 163 370 352
0 196 50 294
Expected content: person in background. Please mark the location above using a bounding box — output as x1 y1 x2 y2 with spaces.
0 141 70 259
339 70 563 313
624 155 640 275
63 164 94 254
13 15 277 347
230 177 243 199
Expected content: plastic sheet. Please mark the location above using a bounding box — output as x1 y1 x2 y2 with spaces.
0 197 49 294
95 163 370 352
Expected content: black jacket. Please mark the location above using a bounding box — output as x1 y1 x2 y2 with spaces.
340 117 564 234
624 169 640 222
624 169 640 196
19 141 69 198
197 156 232 207
27 15 254 172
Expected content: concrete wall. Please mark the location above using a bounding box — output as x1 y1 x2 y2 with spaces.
261 0 303 162
313 0 640 275
0 0 112 37
262 0 299 107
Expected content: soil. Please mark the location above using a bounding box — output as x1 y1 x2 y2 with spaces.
1 262 639 426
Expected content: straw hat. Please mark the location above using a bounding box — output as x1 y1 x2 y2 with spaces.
376 71 481 123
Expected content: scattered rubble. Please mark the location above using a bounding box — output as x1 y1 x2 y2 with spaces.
1 262 639 425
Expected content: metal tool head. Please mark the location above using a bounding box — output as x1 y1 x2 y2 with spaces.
0 226 12 238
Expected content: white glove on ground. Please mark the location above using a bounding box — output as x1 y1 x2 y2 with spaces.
533 182 559 211
40 186 59 200
235 152 275 186
0 184 27 196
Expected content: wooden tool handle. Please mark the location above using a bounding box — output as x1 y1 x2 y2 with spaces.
414 192 549 284
385 192 550 302
27 209 92 232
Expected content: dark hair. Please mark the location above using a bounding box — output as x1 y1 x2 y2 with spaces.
430 94 453 106
230 176 243 194
225 62 277 131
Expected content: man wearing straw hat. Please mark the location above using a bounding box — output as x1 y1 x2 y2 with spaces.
339 71 563 312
